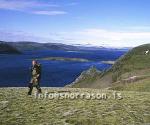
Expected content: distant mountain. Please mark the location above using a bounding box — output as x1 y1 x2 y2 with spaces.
67 44 150 92
0 41 21 54
6 41 129 51
7 41 80 51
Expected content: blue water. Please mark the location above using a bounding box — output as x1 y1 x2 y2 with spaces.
0 49 127 87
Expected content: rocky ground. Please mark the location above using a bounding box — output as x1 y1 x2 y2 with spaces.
0 87 150 125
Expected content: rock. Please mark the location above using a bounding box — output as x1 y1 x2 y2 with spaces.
0 101 9 109
66 66 102 87
63 109 78 117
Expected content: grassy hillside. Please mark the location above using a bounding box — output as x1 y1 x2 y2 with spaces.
109 44 150 91
67 44 150 92
111 44 150 81
66 66 103 88
0 88 150 125
111 77 150 92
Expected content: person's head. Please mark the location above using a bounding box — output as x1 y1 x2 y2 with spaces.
32 60 37 66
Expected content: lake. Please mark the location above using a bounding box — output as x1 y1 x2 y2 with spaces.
0 49 127 87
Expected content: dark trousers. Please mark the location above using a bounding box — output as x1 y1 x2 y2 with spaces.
28 83 42 95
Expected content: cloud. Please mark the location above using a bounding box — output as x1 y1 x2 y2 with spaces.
0 0 55 10
32 10 67 16
0 0 32 11
1 28 150 47
126 26 150 30
53 28 150 47
0 0 67 16
0 29 54 42
76 28 150 40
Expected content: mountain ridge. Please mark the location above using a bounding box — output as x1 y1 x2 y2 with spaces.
6 41 131 51
67 44 150 92
0 41 21 54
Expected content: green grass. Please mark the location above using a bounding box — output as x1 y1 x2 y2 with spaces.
111 78 150 92
111 54 150 82
111 44 150 80
0 88 150 125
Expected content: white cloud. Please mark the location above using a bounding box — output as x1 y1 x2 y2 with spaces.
32 10 67 16
0 0 32 10
53 28 150 47
0 0 55 10
1 28 150 47
0 29 52 42
76 28 150 39
127 26 150 30
0 0 67 16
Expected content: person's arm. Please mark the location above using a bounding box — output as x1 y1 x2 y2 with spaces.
36 64 41 78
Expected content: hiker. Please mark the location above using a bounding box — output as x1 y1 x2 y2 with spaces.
28 60 42 95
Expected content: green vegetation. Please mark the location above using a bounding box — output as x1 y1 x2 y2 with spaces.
66 66 103 88
109 44 150 91
111 77 150 92
111 44 150 81
0 88 150 125
68 44 150 92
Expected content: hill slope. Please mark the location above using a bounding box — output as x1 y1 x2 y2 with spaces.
7 41 120 51
67 44 150 92
0 41 21 54
66 66 103 88
7 41 105 51
7 41 80 51
110 44 150 91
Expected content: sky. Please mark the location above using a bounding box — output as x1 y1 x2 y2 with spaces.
0 0 150 47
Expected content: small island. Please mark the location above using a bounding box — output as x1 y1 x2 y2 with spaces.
35 57 90 62
101 60 115 65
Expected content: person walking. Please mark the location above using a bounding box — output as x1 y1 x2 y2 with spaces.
28 60 42 95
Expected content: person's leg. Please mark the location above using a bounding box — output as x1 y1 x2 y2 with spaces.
35 79 42 93
28 83 33 95
36 84 42 93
